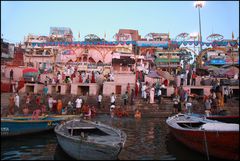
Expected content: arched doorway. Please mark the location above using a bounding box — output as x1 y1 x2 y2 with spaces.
88 57 96 63
83 56 88 62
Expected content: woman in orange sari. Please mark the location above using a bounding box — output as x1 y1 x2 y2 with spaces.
219 94 224 111
134 109 141 119
57 99 63 114
82 105 89 115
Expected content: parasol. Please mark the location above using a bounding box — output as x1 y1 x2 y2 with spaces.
206 65 220 71
212 68 226 75
224 67 239 77
22 68 39 78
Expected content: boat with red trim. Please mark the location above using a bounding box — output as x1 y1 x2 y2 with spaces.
166 113 239 160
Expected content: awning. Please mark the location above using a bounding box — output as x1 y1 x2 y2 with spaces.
136 41 168 48
22 68 38 74
155 58 180 63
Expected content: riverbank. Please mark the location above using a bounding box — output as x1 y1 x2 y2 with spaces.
1 92 239 117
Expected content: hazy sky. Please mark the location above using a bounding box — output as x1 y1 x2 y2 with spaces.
1 1 239 43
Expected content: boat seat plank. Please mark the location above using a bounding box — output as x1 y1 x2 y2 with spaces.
66 126 96 130
177 121 202 123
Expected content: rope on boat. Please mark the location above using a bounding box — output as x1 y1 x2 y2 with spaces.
203 129 210 160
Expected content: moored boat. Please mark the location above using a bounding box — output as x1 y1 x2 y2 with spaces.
190 113 240 124
54 119 127 160
207 115 239 124
166 113 239 160
1 115 65 137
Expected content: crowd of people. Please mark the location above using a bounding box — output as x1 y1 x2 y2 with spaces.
172 86 192 114
203 78 234 115
5 63 238 119
6 91 98 119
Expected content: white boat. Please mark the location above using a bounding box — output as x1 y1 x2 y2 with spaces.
54 119 127 160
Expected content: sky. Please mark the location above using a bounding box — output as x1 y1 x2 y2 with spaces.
1 1 239 44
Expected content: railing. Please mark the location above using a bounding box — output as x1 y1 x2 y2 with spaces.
25 53 53 57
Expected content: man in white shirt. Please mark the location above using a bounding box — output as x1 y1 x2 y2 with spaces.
224 87 229 103
75 97 83 114
67 68 71 77
180 73 185 86
157 88 162 104
15 81 19 92
234 73 238 80
14 93 20 109
64 66 67 75
110 93 116 105
161 84 165 89
57 73 61 84
52 78 56 85
141 83 146 98
110 73 114 81
98 93 103 109
48 95 54 112
185 98 192 115
70 66 75 75
110 104 115 118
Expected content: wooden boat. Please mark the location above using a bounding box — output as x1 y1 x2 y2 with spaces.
166 113 239 160
207 115 239 124
1 115 65 137
54 119 127 160
191 113 240 124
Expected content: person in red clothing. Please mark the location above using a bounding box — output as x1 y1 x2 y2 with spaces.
163 79 168 87
79 74 82 83
82 105 89 115
36 94 41 107
127 83 130 94
191 72 197 86
135 81 139 97
91 71 96 83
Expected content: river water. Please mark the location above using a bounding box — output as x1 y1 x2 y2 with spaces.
1 114 212 160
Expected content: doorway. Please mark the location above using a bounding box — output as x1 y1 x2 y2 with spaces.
26 85 34 93
115 85 121 95
77 86 89 96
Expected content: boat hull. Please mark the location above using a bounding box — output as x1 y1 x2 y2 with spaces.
54 119 126 160
56 133 121 160
1 117 63 136
167 114 239 160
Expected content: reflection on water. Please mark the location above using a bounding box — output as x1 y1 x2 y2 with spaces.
1 132 56 160
1 114 210 160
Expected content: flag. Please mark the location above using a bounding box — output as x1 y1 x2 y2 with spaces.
232 32 234 40
78 32 80 39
